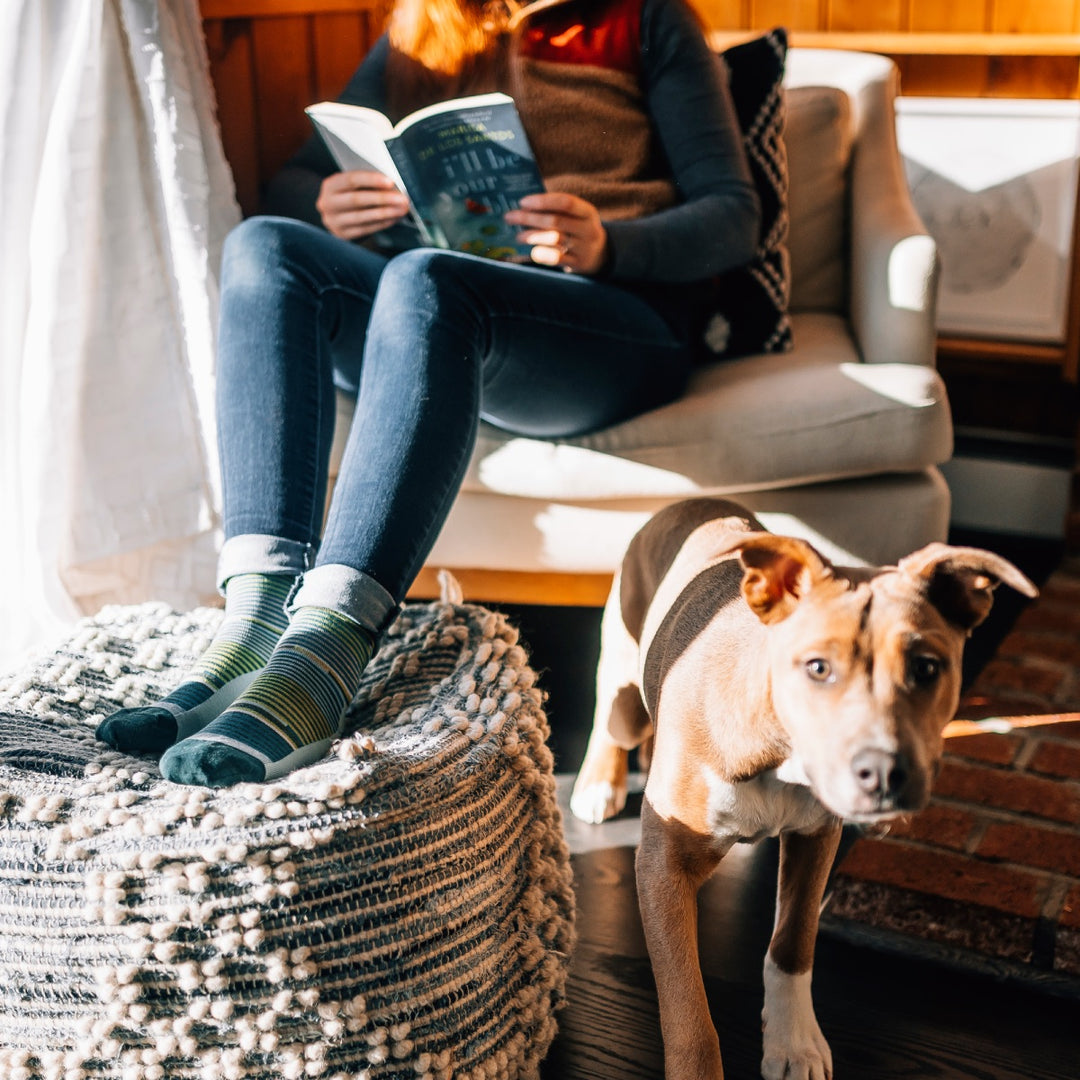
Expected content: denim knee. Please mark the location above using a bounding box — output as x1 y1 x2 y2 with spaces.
371 249 485 333
220 216 318 294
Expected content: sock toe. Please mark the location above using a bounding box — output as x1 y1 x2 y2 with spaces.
96 706 179 754
160 738 265 787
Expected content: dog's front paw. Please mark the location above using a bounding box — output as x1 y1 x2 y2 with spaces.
570 735 629 823
761 1037 832 1080
569 778 627 824
761 960 833 1080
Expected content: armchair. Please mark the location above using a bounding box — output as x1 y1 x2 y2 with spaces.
331 48 952 607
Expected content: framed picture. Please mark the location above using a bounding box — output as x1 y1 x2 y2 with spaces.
895 97 1080 344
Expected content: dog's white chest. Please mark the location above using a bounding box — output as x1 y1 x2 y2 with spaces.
705 760 833 844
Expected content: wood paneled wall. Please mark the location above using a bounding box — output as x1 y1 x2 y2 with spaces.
200 0 1080 214
695 0 1080 35
201 1 391 217
695 0 1080 98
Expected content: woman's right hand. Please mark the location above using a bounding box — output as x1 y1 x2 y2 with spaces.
316 170 411 241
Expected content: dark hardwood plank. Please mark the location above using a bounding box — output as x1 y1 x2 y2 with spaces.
545 778 1079 1080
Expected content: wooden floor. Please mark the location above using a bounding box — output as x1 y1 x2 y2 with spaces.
541 778 1079 1080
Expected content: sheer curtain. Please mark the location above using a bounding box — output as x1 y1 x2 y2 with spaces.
0 0 239 667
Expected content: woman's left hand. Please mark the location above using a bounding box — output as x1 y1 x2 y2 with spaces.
505 193 608 275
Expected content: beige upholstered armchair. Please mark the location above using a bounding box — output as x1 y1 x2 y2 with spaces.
331 47 952 608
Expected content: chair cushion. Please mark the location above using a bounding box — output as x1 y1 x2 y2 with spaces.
0 599 574 1080
786 85 853 313
462 312 953 501
429 470 951 574
703 28 792 360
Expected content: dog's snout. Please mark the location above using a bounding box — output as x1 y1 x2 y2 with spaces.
851 747 909 799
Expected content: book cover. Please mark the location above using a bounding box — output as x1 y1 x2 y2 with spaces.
306 93 544 262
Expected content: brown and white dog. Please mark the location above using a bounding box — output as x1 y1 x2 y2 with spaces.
570 497 1037 1080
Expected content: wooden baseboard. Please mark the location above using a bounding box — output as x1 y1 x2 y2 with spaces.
407 567 612 608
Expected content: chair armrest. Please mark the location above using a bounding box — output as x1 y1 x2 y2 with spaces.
847 60 940 367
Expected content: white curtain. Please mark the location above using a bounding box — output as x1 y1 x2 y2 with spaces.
0 0 240 667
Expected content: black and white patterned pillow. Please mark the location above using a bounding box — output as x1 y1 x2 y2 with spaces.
702 28 791 360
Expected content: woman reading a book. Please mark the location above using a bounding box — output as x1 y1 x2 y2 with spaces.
98 0 762 786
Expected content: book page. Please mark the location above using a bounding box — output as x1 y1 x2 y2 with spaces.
304 103 403 187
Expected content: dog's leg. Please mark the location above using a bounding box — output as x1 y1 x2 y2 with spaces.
570 707 632 823
571 577 650 823
761 821 842 1080
638 800 729 1079
571 681 651 823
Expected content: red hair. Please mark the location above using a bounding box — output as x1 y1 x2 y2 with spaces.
388 0 508 76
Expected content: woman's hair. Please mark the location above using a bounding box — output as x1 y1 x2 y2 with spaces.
387 0 509 76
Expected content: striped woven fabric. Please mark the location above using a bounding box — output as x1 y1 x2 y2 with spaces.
0 597 575 1080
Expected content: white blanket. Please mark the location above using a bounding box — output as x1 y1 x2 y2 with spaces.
0 0 239 666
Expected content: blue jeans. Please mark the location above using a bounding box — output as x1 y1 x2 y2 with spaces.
214 216 697 632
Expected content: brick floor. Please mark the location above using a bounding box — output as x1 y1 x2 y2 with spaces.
957 554 1080 721
824 557 1080 989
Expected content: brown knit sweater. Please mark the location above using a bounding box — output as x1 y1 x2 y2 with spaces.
507 0 679 221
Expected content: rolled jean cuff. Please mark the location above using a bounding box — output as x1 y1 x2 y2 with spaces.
216 534 315 593
288 563 399 637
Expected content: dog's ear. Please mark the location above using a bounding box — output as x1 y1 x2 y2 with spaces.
737 535 833 624
898 543 1038 631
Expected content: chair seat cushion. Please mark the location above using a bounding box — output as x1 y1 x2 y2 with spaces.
462 312 953 502
0 599 574 1080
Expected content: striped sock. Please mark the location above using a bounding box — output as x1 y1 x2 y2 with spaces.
159 606 375 787
96 573 293 754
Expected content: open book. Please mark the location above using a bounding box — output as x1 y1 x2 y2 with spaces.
306 92 545 261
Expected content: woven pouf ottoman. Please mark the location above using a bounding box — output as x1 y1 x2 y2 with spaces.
0 592 575 1080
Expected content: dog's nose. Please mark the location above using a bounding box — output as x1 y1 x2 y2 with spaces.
851 748 909 799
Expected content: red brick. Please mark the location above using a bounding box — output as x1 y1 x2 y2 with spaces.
995 631 1080 670
1014 603 1080 636
826 878 1038 966
1036 720 1080 740
1060 884 1080 930
1036 573 1080 605
954 692 1057 722
943 731 1022 767
970 657 1065 699
933 760 1080 824
885 803 977 851
1028 739 1080 781
837 838 1048 919
976 821 1080 877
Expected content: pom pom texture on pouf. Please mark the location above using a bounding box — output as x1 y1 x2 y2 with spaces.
0 598 575 1080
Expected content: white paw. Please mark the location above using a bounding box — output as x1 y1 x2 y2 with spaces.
761 1038 833 1080
569 779 627 824
761 959 833 1080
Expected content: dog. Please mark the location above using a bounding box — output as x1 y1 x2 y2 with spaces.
570 497 1037 1080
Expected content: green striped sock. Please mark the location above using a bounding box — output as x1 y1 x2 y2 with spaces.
96 573 293 754
160 606 375 787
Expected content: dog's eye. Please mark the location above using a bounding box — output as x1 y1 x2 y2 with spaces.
805 658 832 683
910 655 942 685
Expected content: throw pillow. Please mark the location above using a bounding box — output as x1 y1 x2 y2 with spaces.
702 27 792 360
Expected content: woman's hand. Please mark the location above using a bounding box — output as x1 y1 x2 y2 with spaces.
316 170 411 241
505 192 609 275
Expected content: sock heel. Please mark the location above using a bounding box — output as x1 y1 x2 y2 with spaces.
261 737 337 780
175 669 263 740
